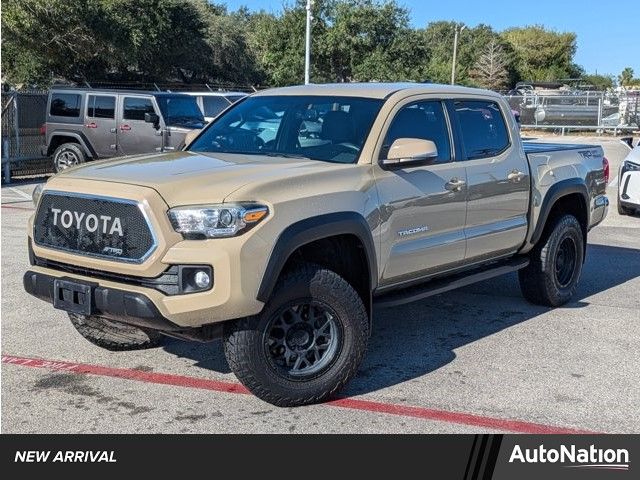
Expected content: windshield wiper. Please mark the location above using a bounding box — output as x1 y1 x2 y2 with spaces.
263 152 311 160
169 116 204 125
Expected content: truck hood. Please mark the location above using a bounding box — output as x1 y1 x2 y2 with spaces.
56 151 345 206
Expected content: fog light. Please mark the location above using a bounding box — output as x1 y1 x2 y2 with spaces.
179 265 213 293
194 270 211 289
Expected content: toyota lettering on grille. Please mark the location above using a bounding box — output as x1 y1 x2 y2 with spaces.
33 192 156 263
51 208 124 236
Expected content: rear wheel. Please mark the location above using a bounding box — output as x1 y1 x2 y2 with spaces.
69 313 164 351
519 214 584 307
223 263 369 407
53 143 85 173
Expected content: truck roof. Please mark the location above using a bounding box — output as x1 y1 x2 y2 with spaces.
252 82 501 99
49 87 195 97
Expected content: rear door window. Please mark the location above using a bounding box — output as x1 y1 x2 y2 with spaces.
123 97 156 121
382 101 452 163
87 95 116 119
454 100 510 160
49 93 81 117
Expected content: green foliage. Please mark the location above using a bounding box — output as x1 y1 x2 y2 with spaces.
1 0 262 87
618 67 640 87
0 0 601 90
582 74 614 90
501 25 582 81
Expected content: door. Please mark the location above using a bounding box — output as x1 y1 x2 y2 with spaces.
374 100 467 286
452 99 530 262
117 95 163 155
84 94 117 158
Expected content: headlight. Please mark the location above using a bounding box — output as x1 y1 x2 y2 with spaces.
32 184 44 207
168 204 268 239
622 160 640 174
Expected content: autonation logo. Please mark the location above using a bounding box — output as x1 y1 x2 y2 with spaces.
509 444 630 471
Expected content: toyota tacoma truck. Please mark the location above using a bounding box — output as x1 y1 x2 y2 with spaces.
24 83 609 406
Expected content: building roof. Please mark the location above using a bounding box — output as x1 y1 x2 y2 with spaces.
252 82 499 99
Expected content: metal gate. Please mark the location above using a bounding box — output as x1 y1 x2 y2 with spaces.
1 90 51 182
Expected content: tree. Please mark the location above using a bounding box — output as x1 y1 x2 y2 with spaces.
470 39 509 91
1 0 261 87
581 74 614 91
501 25 581 81
619 67 635 87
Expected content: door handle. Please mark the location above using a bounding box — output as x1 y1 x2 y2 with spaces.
445 178 466 192
109 127 117 133
507 170 526 182
85 122 97 129
120 124 131 131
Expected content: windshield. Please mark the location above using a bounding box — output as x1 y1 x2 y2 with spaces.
189 95 384 163
156 96 205 128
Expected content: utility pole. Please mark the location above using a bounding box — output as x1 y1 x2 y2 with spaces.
304 0 313 85
451 24 466 85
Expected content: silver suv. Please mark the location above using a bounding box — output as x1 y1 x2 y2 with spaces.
41 88 205 172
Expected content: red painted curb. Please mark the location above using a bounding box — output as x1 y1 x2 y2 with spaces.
2 354 598 434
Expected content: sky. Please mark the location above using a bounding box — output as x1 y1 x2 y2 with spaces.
222 0 639 77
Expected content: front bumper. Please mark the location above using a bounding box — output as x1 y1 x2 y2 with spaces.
23 270 223 341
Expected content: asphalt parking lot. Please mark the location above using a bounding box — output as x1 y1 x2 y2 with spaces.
2 136 639 434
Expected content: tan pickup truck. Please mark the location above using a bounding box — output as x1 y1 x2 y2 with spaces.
25 83 609 406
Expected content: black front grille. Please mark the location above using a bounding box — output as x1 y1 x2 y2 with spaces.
33 192 155 262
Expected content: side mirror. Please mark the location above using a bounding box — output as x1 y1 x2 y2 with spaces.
382 138 438 167
144 112 160 129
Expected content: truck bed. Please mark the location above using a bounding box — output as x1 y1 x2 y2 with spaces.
522 142 599 154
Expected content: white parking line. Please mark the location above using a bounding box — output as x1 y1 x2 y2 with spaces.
8 187 32 200
609 176 618 188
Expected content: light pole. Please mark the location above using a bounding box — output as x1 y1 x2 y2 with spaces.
450 24 466 85
304 0 313 85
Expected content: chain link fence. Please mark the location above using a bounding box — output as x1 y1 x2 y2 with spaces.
2 90 51 181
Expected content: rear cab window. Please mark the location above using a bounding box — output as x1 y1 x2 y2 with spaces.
454 100 510 160
49 93 81 118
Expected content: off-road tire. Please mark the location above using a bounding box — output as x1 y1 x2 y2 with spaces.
53 143 86 173
69 313 164 351
519 214 584 307
223 263 369 407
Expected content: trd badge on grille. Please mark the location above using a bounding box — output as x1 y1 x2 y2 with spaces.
102 246 124 256
51 208 124 236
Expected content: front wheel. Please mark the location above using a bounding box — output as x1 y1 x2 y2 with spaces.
69 313 165 351
519 214 584 307
223 263 369 407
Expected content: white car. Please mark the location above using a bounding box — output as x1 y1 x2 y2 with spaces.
183 91 247 122
618 141 640 215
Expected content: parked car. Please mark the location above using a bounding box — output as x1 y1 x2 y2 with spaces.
25 83 608 406
183 91 247 122
618 140 640 215
41 88 205 172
